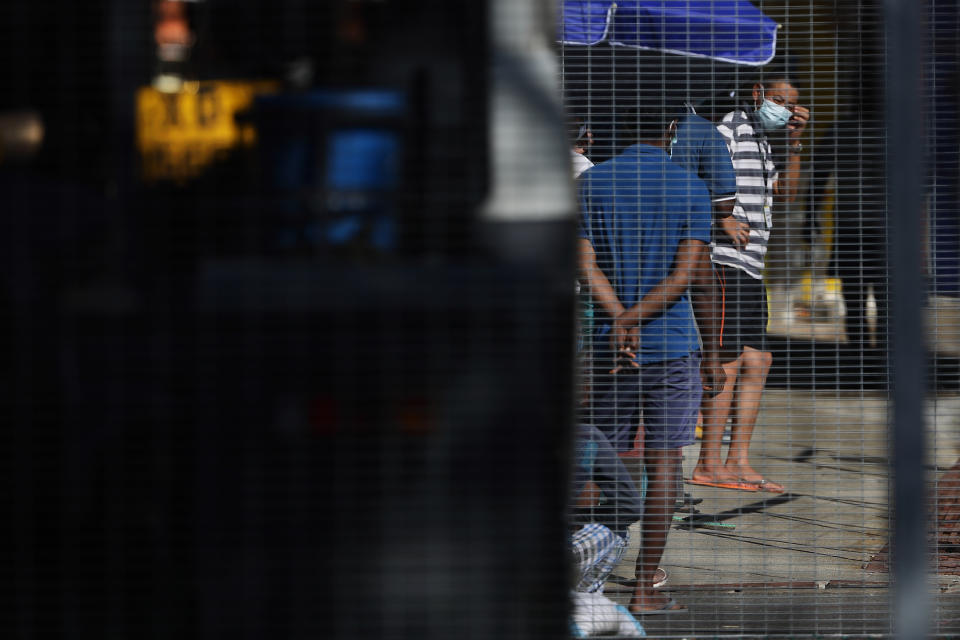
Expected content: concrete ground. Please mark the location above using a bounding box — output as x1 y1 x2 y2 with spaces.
600 389 960 637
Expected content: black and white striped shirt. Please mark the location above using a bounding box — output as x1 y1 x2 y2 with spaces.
714 107 777 280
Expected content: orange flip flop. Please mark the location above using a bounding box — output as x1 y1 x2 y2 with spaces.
743 478 786 494
686 479 759 492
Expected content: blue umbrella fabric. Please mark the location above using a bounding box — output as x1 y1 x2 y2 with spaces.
558 0 778 66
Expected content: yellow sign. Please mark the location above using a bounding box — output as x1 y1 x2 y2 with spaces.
136 79 279 182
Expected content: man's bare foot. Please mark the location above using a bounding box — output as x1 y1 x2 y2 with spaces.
690 465 741 485
724 463 785 492
629 589 685 614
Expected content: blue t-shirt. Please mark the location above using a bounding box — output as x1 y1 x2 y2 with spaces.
578 144 712 364
669 113 737 200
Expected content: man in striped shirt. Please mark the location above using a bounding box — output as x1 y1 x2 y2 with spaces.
690 76 809 494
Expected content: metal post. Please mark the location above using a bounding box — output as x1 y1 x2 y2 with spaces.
483 0 574 229
885 0 930 638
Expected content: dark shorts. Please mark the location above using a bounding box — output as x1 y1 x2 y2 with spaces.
716 263 767 356
586 353 703 452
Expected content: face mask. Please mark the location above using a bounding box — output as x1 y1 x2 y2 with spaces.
755 98 791 130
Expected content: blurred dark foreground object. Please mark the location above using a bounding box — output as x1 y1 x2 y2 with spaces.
8 0 576 637
55 257 575 638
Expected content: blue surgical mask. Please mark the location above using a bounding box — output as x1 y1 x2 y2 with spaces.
756 98 791 130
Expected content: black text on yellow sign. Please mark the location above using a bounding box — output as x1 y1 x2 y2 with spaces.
136 80 278 182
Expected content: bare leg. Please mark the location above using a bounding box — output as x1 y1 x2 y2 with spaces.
576 481 600 508
629 447 684 613
723 347 782 491
691 356 741 484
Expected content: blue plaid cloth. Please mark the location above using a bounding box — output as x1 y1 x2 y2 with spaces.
572 523 629 593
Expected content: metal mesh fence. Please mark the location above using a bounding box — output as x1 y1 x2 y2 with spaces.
563 0 960 637
3 0 960 638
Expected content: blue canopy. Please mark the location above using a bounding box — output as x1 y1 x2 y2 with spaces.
558 1 778 66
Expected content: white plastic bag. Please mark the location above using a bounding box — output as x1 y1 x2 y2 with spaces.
570 590 645 637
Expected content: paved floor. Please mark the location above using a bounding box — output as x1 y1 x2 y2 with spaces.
599 389 960 637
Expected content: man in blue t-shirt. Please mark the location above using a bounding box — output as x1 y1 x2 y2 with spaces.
669 109 747 246
577 106 716 615
668 108 748 502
